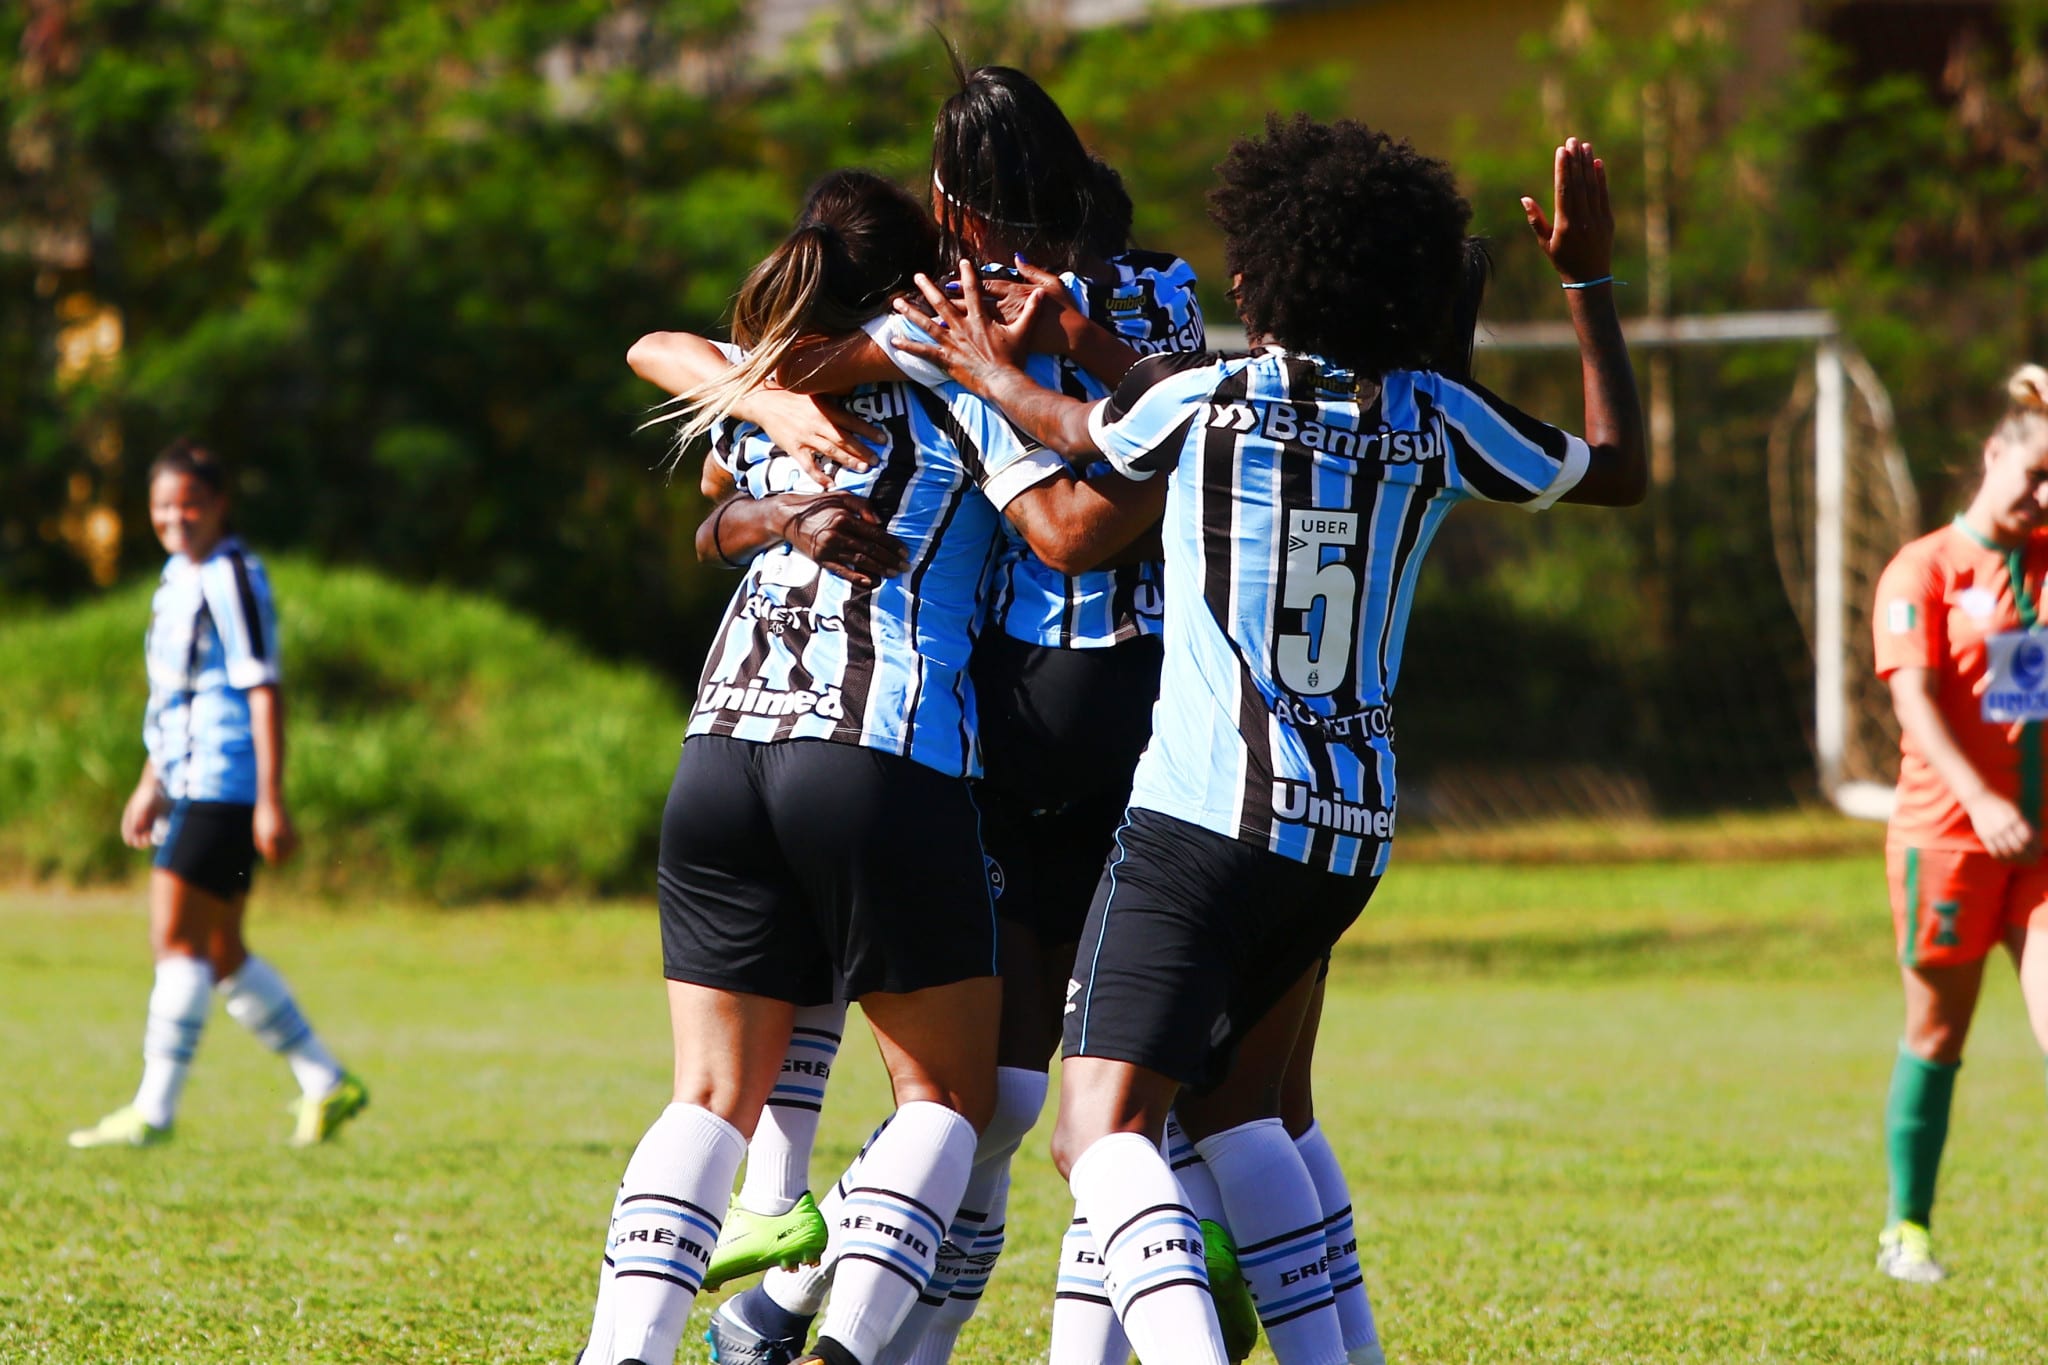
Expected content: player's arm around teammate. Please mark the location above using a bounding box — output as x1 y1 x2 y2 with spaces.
579 171 1036 1365
70 441 364 1152
907 124 1639 1365
1870 366 2048 1283
623 328 909 585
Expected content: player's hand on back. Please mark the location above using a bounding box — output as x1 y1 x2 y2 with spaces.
783 492 910 587
754 390 883 484
1520 136 1614 286
959 259 1085 356
892 260 1039 396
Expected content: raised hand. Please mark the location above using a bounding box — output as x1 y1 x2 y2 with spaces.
1521 136 1614 286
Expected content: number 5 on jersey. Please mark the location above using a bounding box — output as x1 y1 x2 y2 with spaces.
1278 508 1360 696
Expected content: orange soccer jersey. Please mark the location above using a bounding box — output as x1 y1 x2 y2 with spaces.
1873 519 2048 850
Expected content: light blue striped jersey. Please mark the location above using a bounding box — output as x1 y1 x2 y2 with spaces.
872 251 1205 648
143 537 282 804
686 376 1049 779
1088 347 1592 874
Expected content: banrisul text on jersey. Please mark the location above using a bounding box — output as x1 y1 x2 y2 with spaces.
688 376 1051 779
1088 347 1591 874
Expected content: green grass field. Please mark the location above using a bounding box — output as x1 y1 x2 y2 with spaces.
7 857 2048 1363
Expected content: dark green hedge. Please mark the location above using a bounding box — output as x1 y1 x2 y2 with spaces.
0 560 686 902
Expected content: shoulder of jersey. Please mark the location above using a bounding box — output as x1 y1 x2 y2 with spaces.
1110 248 1190 276
209 537 256 569
1125 348 1234 387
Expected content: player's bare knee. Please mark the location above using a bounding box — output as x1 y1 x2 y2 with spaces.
889 1075 995 1133
1903 1020 1967 1066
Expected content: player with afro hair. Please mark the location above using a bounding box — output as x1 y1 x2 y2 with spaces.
896 121 1644 1365
1208 113 1472 378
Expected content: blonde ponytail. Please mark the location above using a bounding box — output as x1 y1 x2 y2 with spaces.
647 227 833 465
2008 363 2048 415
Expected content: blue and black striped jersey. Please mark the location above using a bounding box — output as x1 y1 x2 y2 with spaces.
686 376 1051 779
1088 347 1591 874
873 252 1205 650
144 537 282 804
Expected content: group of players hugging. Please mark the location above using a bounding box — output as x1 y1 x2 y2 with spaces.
574 54 1645 1365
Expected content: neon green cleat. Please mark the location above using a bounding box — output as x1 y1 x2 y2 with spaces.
703 1192 830 1292
1877 1221 1947 1284
291 1072 370 1147
1201 1218 1261 1363
68 1105 171 1150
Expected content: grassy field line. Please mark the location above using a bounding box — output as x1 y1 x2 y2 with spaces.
4 860 2045 1362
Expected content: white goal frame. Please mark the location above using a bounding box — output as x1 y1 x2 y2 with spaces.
1479 310 1901 820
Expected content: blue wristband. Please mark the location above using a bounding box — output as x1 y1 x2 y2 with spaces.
1561 275 1622 290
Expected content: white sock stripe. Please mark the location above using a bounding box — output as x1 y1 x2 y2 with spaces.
789 1025 843 1044
836 1248 928 1290
246 1001 313 1051
1112 1265 1210 1312
1239 1222 1332 1263
840 1187 948 1245
1102 1206 1203 1255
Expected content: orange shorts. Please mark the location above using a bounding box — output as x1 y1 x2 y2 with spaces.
1886 843 2048 969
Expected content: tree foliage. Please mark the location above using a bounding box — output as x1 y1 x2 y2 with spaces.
1 0 1336 676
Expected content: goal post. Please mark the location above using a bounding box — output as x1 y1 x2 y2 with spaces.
1477 310 1913 822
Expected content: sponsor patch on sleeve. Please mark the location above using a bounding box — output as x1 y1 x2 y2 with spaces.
1887 600 1918 635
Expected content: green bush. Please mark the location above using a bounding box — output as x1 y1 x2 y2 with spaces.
0 560 687 901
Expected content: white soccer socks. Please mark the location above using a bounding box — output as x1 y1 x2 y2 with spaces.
217 955 345 1098
1197 1119 1344 1365
816 1100 977 1365
880 1066 1048 1365
1068 1131 1229 1365
133 954 214 1128
1293 1121 1384 1365
601 1102 749 1365
1163 1111 1230 1226
739 1001 847 1216
1050 1212 1132 1365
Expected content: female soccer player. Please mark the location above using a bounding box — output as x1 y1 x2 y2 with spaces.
68 441 366 1151
706 67 1208 1365
578 169 1156 1365
1870 364 2048 1283
900 122 1643 1365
